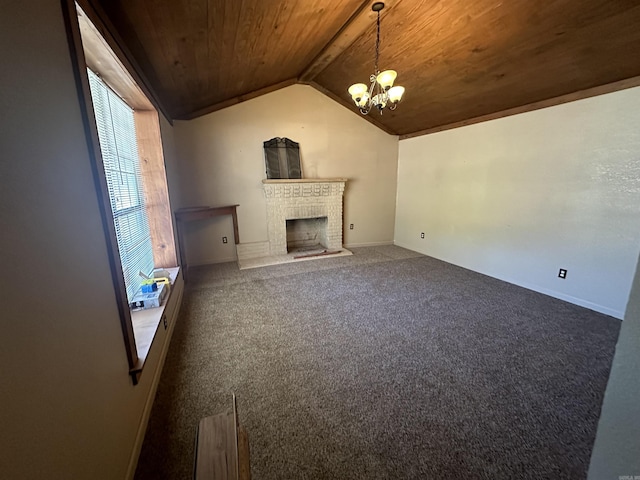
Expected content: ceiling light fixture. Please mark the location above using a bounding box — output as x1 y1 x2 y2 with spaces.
348 2 405 115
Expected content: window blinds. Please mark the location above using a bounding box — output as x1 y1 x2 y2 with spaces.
87 69 155 302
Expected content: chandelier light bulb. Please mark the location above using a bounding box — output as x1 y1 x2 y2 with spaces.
388 85 405 103
348 83 368 103
376 70 397 91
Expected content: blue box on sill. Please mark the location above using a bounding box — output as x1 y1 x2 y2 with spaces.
141 283 158 293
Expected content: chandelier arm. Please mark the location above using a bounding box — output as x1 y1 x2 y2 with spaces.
368 75 377 105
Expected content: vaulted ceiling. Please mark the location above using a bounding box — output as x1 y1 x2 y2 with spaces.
94 0 640 137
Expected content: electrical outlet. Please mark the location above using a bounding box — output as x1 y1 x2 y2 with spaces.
349 224 354 230
420 232 425 239
222 236 228 244
558 268 567 279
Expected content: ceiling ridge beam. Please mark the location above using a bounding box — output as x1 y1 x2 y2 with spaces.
175 78 298 120
399 75 640 140
299 0 399 83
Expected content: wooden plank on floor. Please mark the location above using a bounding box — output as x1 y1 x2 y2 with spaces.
194 413 238 480
238 425 251 480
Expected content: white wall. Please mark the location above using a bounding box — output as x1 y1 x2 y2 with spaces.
173 84 399 265
395 87 640 318
589 249 640 477
0 2 181 478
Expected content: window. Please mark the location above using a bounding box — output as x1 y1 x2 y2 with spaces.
87 70 154 301
63 0 179 383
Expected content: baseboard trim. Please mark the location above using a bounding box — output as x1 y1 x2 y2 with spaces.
191 256 238 266
393 241 624 320
502 279 624 319
344 241 393 248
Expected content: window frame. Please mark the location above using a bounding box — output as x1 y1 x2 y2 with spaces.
62 0 176 384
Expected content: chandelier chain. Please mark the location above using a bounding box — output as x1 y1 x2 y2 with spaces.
374 10 380 74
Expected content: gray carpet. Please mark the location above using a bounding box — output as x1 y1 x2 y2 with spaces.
135 245 620 480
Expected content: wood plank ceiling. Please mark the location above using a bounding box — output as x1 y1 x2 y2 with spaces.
94 0 640 137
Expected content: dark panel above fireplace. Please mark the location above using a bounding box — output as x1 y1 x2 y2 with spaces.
264 137 301 180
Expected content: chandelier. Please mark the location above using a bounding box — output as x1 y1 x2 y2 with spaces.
348 2 405 115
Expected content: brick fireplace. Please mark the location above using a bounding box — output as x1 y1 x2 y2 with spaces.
236 178 351 268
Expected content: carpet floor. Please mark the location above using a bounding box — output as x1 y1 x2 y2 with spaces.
135 245 620 480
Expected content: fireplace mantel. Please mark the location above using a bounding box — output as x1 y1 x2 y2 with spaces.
262 178 348 184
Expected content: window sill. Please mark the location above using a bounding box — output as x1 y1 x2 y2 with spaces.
129 267 182 384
